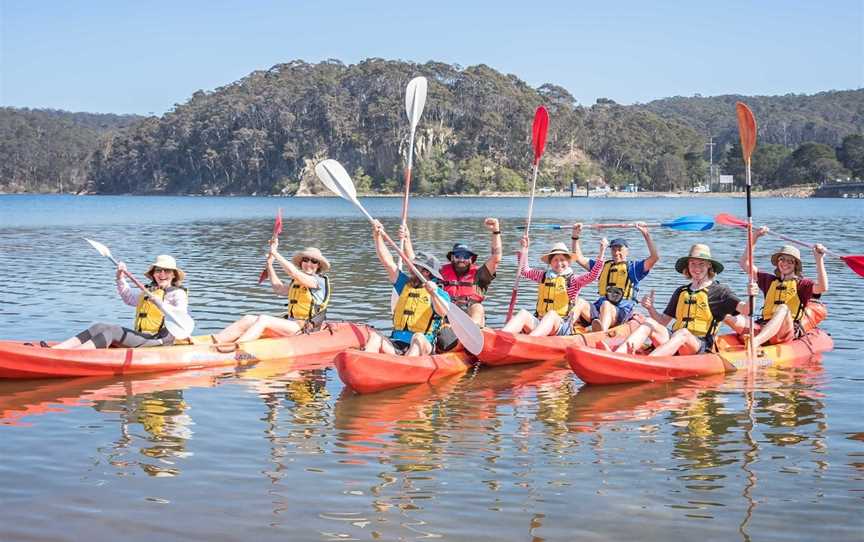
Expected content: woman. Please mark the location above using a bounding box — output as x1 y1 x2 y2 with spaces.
725 227 828 347
213 240 331 343
502 235 607 336
611 243 750 356
52 255 191 349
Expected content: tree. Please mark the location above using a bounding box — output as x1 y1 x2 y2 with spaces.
837 134 864 178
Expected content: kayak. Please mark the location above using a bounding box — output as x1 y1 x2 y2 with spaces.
335 348 476 394
478 320 641 366
566 328 833 385
0 322 372 379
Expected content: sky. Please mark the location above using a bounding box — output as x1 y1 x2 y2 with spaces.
1 0 862 115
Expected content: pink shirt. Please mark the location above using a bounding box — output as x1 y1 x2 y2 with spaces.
519 253 604 300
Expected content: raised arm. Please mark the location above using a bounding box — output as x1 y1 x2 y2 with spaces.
373 220 400 283
570 223 591 270
269 240 319 290
739 226 768 276
114 262 140 307
567 238 608 296
517 235 546 282
813 243 829 294
636 222 659 270
399 223 416 262
483 217 502 274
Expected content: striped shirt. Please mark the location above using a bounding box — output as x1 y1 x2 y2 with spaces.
519 253 604 300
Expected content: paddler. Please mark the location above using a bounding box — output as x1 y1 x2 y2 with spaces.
363 220 451 357
724 227 829 348
502 235 608 336
213 240 331 343
51 255 192 349
610 243 752 356
570 221 659 331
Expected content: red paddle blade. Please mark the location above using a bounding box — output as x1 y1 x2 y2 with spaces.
274 208 283 235
735 102 757 162
841 255 864 278
532 106 549 163
715 212 747 228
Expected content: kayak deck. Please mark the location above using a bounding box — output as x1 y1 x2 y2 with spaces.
335 348 476 394
0 322 371 379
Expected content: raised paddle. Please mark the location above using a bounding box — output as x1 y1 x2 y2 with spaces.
736 101 758 364
393 76 429 311
84 238 195 339
257 208 283 284
716 213 864 278
505 105 549 322
314 159 484 355
521 215 715 232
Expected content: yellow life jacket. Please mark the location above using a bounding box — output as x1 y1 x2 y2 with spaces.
672 286 718 338
535 272 573 318
134 285 186 334
286 275 330 320
598 261 634 300
762 277 803 322
393 283 436 335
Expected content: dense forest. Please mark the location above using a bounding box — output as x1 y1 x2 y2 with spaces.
1 59 862 195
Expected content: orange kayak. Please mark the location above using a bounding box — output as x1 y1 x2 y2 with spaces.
0 322 372 379
335 348 476 394
478 320 640 366
566 328 833 385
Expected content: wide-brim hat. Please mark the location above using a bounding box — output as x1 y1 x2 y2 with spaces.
675 243 724 274
292 247 331 273
447 243 478 263
771 245 801 267
145 255 186 284
540 242 578 264
412 251 443 280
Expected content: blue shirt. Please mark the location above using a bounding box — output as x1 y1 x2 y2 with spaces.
391 271 451 345
588 258 650 302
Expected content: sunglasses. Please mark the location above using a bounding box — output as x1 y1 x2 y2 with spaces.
301 257 320 265
451 252 473 260
152 267 174 274
777 256 797 264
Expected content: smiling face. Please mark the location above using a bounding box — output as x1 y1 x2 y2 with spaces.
611 244 629 263
548 254 571 273
449 251 473 274
151 267 176 288
776 255 798 277
686 258 712 281
299 256 321 274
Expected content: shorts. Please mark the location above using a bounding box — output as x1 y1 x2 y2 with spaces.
436 326 459 352
384 337 411 355
587 298 637 326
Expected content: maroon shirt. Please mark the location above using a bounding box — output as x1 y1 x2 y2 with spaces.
756 271 815 307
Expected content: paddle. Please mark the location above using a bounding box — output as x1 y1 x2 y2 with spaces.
314 159 484 355
736 102 758 363
257 208 283 284
393 76 429 311
716 213 864 277
84 239 195 339
505 106 549 322
521 215 715 232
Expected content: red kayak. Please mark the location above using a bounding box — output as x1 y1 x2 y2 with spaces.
335 348 475 394
478 320 640 366
567 328 833 385
0 322 372 379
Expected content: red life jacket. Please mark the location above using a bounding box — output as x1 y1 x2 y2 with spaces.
440 263 484 304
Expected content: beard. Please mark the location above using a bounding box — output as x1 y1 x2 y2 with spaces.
451 260 471 274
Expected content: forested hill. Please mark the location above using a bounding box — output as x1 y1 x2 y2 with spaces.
2 59 862 195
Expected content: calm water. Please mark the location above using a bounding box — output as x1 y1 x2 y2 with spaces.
1 195 862 541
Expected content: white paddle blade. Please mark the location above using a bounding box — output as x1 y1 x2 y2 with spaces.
405 76 428 131
315 159 357 201
84 238 112 259
445 301 484 355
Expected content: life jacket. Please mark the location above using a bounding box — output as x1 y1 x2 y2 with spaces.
672 286 719 338
393 282 438 336
286 275 330 320
761 277 804 322
440 264 484 304
598 261 634 301
134 284 186 334
535 269 574 318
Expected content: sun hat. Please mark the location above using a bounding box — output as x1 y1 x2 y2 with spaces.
771 245 802 275
540 242 578 264
145 255 186 284
609 238 629 248
446 243 478 263
412 251 443 280
675 243 724 274
291 247 331 273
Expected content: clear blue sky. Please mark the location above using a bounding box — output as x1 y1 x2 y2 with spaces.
1 0 862 115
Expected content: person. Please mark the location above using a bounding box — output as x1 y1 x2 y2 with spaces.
52 255 192 349
363 220 451 357
724 228 829 348
213 240 331 343
502 235 608 336
570 221 659 331
610 243 751 356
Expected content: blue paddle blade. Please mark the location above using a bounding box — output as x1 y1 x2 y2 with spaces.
661 215 714 231
518 224 563 230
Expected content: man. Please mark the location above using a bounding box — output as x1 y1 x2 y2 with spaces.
570 221 659 331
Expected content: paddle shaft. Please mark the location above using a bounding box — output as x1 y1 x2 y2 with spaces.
505 159 540 322
397 128 417 270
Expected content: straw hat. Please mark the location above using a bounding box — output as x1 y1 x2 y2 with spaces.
771 245 802 275
675 243 724 274
291 247 331 273
144 255 186 284
412 251 444 280
446 243 478 263
540 242 577 264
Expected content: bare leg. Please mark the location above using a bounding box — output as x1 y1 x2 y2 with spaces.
752 305 793 347
529 311 563 337
598 301 617 331
406 334 433 356
615 319 669 353
723 314 749 335
212 315 257 343
364 332 384 353
467 304 486 327
237 315 301 343
650 328 702 357
502 310 538 334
